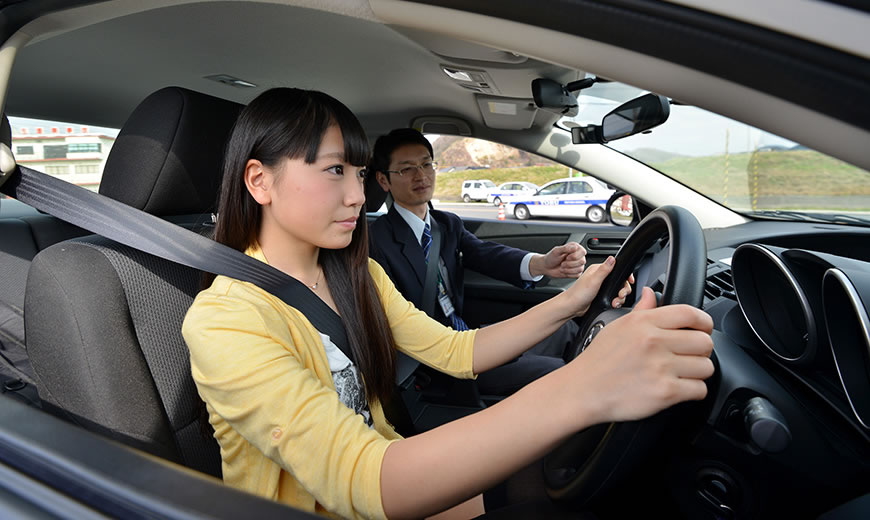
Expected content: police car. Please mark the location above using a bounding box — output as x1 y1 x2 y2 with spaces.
506 177 614 222
486 181 539 206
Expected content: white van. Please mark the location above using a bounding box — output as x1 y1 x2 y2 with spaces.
461 179 496 202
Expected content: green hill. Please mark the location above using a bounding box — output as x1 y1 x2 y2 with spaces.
652 149 870 197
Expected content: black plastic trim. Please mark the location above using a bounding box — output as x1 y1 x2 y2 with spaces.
405 0 870 131
0 396 317 519
0 462 106 519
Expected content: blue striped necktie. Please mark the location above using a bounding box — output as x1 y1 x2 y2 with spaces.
421 223 432 263
422 223 469 331
451 312 469 331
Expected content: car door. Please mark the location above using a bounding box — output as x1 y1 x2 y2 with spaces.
534 181 567 217
564 180 595 218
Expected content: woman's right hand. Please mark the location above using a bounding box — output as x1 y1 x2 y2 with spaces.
565 286 715 427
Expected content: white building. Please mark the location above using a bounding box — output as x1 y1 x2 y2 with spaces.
12 125 116 191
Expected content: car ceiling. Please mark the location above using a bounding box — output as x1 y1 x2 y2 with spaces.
5 1 572 137
4 0 869 173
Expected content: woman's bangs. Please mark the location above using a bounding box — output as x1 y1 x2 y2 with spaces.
262 89 368 167
326 95 370 167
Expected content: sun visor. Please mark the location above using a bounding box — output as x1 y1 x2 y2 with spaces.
476 96 538 130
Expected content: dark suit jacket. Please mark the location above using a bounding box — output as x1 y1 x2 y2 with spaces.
369 206 529 326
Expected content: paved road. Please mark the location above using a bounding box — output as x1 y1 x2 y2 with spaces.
432 201 609 225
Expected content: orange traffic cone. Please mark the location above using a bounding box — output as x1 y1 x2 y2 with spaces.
498 203 505 221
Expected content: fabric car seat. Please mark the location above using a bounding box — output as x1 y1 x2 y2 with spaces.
24 87 241 477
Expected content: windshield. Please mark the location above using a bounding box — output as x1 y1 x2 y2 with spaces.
560 83 870 226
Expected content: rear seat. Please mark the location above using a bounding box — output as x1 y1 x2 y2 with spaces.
6 87 240 476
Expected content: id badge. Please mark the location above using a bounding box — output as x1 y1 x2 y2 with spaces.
438 292 455 317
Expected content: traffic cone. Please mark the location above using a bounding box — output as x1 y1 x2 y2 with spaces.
498 203 505 220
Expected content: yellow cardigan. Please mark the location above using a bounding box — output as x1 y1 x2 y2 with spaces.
182 246 476 519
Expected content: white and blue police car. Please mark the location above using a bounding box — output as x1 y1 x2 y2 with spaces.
506 177 614 223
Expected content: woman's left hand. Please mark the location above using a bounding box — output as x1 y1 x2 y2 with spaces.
563 256 634 318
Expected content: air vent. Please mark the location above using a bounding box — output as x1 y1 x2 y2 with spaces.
705 268 736 301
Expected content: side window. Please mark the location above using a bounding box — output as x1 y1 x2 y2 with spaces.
10 117 118 192
569 182 593 194
539 182 566 195
364 132 604 213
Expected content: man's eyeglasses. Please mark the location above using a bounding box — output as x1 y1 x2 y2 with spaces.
387 161 438 177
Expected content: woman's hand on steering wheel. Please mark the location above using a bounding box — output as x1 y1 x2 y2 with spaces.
563 256 635 318
567 287 715 426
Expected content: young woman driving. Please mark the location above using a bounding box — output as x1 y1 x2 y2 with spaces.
182 88 715 520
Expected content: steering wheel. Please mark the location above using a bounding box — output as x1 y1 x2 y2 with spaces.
543 205 709 504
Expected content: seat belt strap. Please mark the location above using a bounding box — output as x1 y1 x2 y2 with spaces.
392 216 444 387
0 165 352 356
420 217 443 316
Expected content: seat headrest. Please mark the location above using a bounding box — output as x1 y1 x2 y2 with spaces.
1 115 10 147
98 87 242 216
365 171 388 211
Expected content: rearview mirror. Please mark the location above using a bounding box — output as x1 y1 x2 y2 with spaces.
572 93 670 144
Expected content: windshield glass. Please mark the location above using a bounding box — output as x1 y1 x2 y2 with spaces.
560 82 870 225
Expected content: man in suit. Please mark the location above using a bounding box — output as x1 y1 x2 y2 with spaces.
368 128 586 395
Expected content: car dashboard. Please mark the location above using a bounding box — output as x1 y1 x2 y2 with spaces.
668 221 870 518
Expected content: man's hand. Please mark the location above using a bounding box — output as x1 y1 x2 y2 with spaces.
530 242 587 279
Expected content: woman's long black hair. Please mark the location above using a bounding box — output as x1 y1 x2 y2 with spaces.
206 88 397 404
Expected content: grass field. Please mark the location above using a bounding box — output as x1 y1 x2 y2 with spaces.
434 150 870 210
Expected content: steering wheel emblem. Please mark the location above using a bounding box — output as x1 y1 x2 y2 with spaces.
581 321 606 353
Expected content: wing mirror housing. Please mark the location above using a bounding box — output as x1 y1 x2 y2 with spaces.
572 93 670 144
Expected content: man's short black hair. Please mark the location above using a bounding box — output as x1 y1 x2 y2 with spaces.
369 128 434 179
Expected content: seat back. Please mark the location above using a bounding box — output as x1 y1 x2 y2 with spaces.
24 87 242 476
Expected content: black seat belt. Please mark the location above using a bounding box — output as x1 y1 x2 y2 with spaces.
0 165 352 356
391 216 443 388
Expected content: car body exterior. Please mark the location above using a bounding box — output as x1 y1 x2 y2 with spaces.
460 179 496 202
506 177 614 222
486 181 538 205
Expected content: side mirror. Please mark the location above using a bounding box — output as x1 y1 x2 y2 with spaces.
532 78 579 117
605 192 637 226
572 93 670 144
